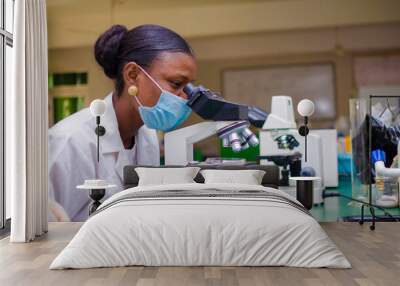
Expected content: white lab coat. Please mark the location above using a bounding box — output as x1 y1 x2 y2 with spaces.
48 93 160 221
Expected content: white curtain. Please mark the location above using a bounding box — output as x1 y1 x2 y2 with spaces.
9 0 48 242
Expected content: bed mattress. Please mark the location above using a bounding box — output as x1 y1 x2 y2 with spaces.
50 183 350 269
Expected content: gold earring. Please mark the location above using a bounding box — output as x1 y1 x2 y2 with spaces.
128 85 138 96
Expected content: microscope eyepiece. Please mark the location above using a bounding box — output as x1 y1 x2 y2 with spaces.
183 83 196 99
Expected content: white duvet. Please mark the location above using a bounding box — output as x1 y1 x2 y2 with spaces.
50 183 350 269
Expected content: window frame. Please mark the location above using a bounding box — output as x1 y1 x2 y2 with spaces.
0 0 14 233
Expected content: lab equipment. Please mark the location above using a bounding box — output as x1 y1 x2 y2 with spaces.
165 84 336 205
259 96 328 205
184 83 264 148
371 150 399 208
184 83 268 128
164 84 264 165
262 153 302 186
202 157 247 166
165 121 257 165
274 134 300 150
336 95 400 230
326 143 400 231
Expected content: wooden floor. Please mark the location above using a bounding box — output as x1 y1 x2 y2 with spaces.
0 222 399 286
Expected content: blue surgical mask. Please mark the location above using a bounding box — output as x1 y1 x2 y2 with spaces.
134 66 192 132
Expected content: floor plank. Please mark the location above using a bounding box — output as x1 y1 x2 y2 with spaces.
0 222 399 286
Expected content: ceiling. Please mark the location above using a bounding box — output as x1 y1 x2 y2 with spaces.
46 0 280 9
46 0 400 49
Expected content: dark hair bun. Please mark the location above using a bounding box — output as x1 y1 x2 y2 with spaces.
94 24 193 96
94 25 127 79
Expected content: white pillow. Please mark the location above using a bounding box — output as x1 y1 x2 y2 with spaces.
135 167 201 186
200 169 266 185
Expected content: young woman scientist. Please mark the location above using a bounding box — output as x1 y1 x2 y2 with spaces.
48 24 197 221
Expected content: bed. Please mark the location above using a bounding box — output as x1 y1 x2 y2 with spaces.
50 165 350 269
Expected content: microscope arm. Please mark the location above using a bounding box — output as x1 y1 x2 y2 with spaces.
184 83 268 128
164 121 239 165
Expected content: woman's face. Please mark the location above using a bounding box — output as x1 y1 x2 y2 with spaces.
125 52 197 107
